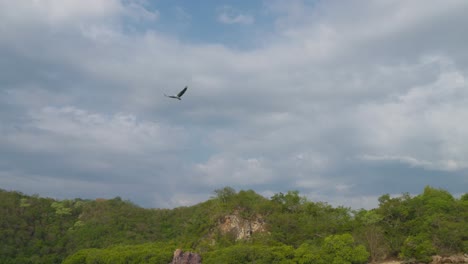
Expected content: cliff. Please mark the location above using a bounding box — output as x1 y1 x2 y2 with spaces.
217 212 268 240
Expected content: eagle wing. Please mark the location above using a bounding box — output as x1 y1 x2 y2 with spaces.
177 86 188 97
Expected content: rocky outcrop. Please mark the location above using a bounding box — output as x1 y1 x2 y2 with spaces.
378 255 468 264
170 249 201 264
431 254 468 264
218 213 267 240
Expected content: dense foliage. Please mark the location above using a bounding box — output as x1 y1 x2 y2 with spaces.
0 186 466 263
62 243 175 264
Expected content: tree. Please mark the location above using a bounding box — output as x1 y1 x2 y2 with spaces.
51 202 72 216
294 242 321 264
203 243 295 264
376 193 412 256
354 210 388 262
319 234 369 264
399 234 436 263
296 234 368 264
213 187 236 204
271 190 305 213
460 193 468 202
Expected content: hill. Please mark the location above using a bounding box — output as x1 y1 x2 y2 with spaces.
0 186 466 263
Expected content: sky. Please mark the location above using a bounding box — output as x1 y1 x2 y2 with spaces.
1 0 467 209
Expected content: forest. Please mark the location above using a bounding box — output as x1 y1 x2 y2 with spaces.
0 186 466 263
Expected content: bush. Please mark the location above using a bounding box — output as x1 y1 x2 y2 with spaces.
400 234 436 263
62 243 175 264
203 243 295 264
294 234 369 264
319 234 369 264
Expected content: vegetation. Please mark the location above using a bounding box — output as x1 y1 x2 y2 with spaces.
62 243 175 264
0 186 466 263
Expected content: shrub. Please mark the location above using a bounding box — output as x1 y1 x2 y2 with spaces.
400 234 436 263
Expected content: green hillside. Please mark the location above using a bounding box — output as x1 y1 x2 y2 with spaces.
0 186 466 263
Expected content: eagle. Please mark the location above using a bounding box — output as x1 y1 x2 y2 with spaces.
164 86 188 100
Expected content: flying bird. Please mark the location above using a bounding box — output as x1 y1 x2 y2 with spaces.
164 86 188 100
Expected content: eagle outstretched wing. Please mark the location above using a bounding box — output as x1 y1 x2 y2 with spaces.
177 86 188 97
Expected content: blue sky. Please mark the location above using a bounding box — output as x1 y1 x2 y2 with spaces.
125 0 272 48
0 0 467 209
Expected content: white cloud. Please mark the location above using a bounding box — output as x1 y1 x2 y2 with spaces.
0 105 189 180
359 155 462 172
0 0 158 37
0 0 122 24
195 154 273 186
24 106 187 154
125 2 159 21
217 6 254 25
174 6 191 23
354 60 468 171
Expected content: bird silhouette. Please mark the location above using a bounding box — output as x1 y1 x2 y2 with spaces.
164 86 188 100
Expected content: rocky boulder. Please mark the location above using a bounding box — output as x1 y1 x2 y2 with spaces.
431 254 468 263
170 249 202 264
218 212 267 240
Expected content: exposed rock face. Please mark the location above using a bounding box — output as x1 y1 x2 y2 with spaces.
218 213 267 240
170 249 201 264
378 255 468 264
431 254 468 264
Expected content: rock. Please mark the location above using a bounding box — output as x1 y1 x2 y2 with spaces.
444 255 468 263
431 255 468 264
218 212 267 240
170 249 201 264
432 255 443 264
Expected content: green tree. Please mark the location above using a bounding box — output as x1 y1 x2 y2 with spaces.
203 243 295 264
376 192 412 256
51 201 72 216
213 187 237 203
399 234 436 263
318 234 369 264
353 210 388 262
271 190 305 213
294 242 321 264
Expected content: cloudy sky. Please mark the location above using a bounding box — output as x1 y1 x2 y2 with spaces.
1 0 467 209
